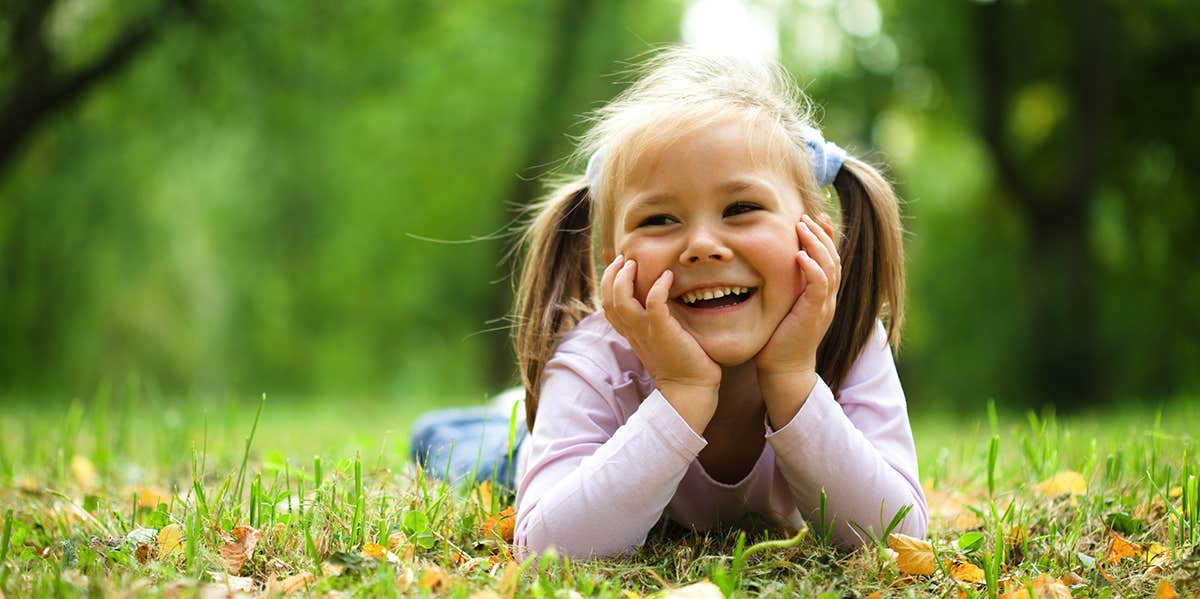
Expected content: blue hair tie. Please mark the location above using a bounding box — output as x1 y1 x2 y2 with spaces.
798 124 846 189
585 125 846 191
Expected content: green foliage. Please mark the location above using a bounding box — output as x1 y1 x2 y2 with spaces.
1 0 1198 408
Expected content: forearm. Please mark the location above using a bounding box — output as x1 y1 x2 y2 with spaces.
758 370 818 431
514 390 706 559
767 384 927 546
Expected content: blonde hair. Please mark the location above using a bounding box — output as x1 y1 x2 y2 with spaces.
514 48 905 430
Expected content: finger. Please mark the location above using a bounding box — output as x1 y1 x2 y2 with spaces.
799 220 838 284
600 254 625 312
805 214 841 269
613 259 645 316
645 269 674 325
797 249 829 301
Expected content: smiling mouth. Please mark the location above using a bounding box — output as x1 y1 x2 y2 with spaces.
677 287 757 309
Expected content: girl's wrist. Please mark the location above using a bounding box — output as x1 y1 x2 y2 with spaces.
657 380 720 434
757 369 819 430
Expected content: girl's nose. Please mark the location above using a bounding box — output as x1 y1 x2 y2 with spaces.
680 228 732 264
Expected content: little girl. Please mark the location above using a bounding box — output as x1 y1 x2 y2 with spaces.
412 47 926 559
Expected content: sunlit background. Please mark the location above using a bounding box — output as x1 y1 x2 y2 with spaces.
2 0 1197 413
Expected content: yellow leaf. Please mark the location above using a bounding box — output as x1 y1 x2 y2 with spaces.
998 574 1073 599
482 507 516 543
361 543 386 559
134 486 172 508
887 533 935 576
865 592 881 599
475 481 494 510
468 592 503 599
156 523 184 558
950 560 985 583
70 455 99 491
1035 471 1087 497
623 591 647 599
1060 571 1085 585
1157 579 1179 599
218 525 261 574
1106 532 1142 565
660 580 724 599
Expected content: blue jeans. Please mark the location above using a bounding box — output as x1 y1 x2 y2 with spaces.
409 389 528 489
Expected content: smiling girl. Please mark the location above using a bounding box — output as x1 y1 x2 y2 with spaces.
413 47 926 559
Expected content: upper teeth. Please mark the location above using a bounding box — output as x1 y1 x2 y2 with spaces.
681 286 750 305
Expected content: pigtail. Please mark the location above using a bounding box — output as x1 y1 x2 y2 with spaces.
514 176 597 431
818 156 905 394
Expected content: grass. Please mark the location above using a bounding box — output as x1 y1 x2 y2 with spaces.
0 388 1198 597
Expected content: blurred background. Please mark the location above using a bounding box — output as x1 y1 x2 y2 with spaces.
1 0 1197 413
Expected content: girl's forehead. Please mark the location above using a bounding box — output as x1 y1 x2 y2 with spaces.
615 117 800 198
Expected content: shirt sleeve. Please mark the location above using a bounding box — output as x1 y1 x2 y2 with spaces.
764 320 927 547
513 352 708 559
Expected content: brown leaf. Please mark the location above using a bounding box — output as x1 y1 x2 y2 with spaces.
1060 571 1085 585
949 560 985 583
218 526 262 574
1157 579 1179 599
482 507 516 543
207 571 255 593
387 530 408 551
134 543 154 564
1035 471 1087 497
887 533 935 576
394 566 415 592
865 592 881 599
475 481 494 510
420 565 451 594
267 571 314 595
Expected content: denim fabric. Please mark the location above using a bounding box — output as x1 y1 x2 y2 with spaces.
409 404 527 489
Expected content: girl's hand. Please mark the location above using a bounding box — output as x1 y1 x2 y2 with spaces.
601 256 721 431
754 215 840 421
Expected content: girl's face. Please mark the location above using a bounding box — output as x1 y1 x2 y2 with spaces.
604 117 808 366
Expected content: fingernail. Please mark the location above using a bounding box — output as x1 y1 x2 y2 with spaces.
615 254 624 263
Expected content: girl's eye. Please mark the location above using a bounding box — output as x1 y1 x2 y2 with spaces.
637 214 677 227
724 202 762 217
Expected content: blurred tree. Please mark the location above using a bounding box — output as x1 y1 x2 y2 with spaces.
0 0 203 173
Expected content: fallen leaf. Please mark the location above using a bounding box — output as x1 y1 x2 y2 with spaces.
207 571 255 592
321 562 345 577
394 566 415 591
135 486 172 508
999 574 1073 599
887 533 935 576
388 530 408 551
950 560 986 583
218 526 262 574
924 487 983 530
1157 579 1179 599
475 481 494 510
660 580 724 599
135 543 154 564
267 571 314 594
361 543 386 559
458 556 490 575
1035 471 1087 497
420 565 451 594
496 562 519 598
1106 532 1142 565
865 592 881 599
70 455 100 491
468 592 503 599
482 507 516 543
1060 571 1085 585
157 523 185 558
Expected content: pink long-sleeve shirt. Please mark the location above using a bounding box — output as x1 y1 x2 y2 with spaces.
513 311 926 559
